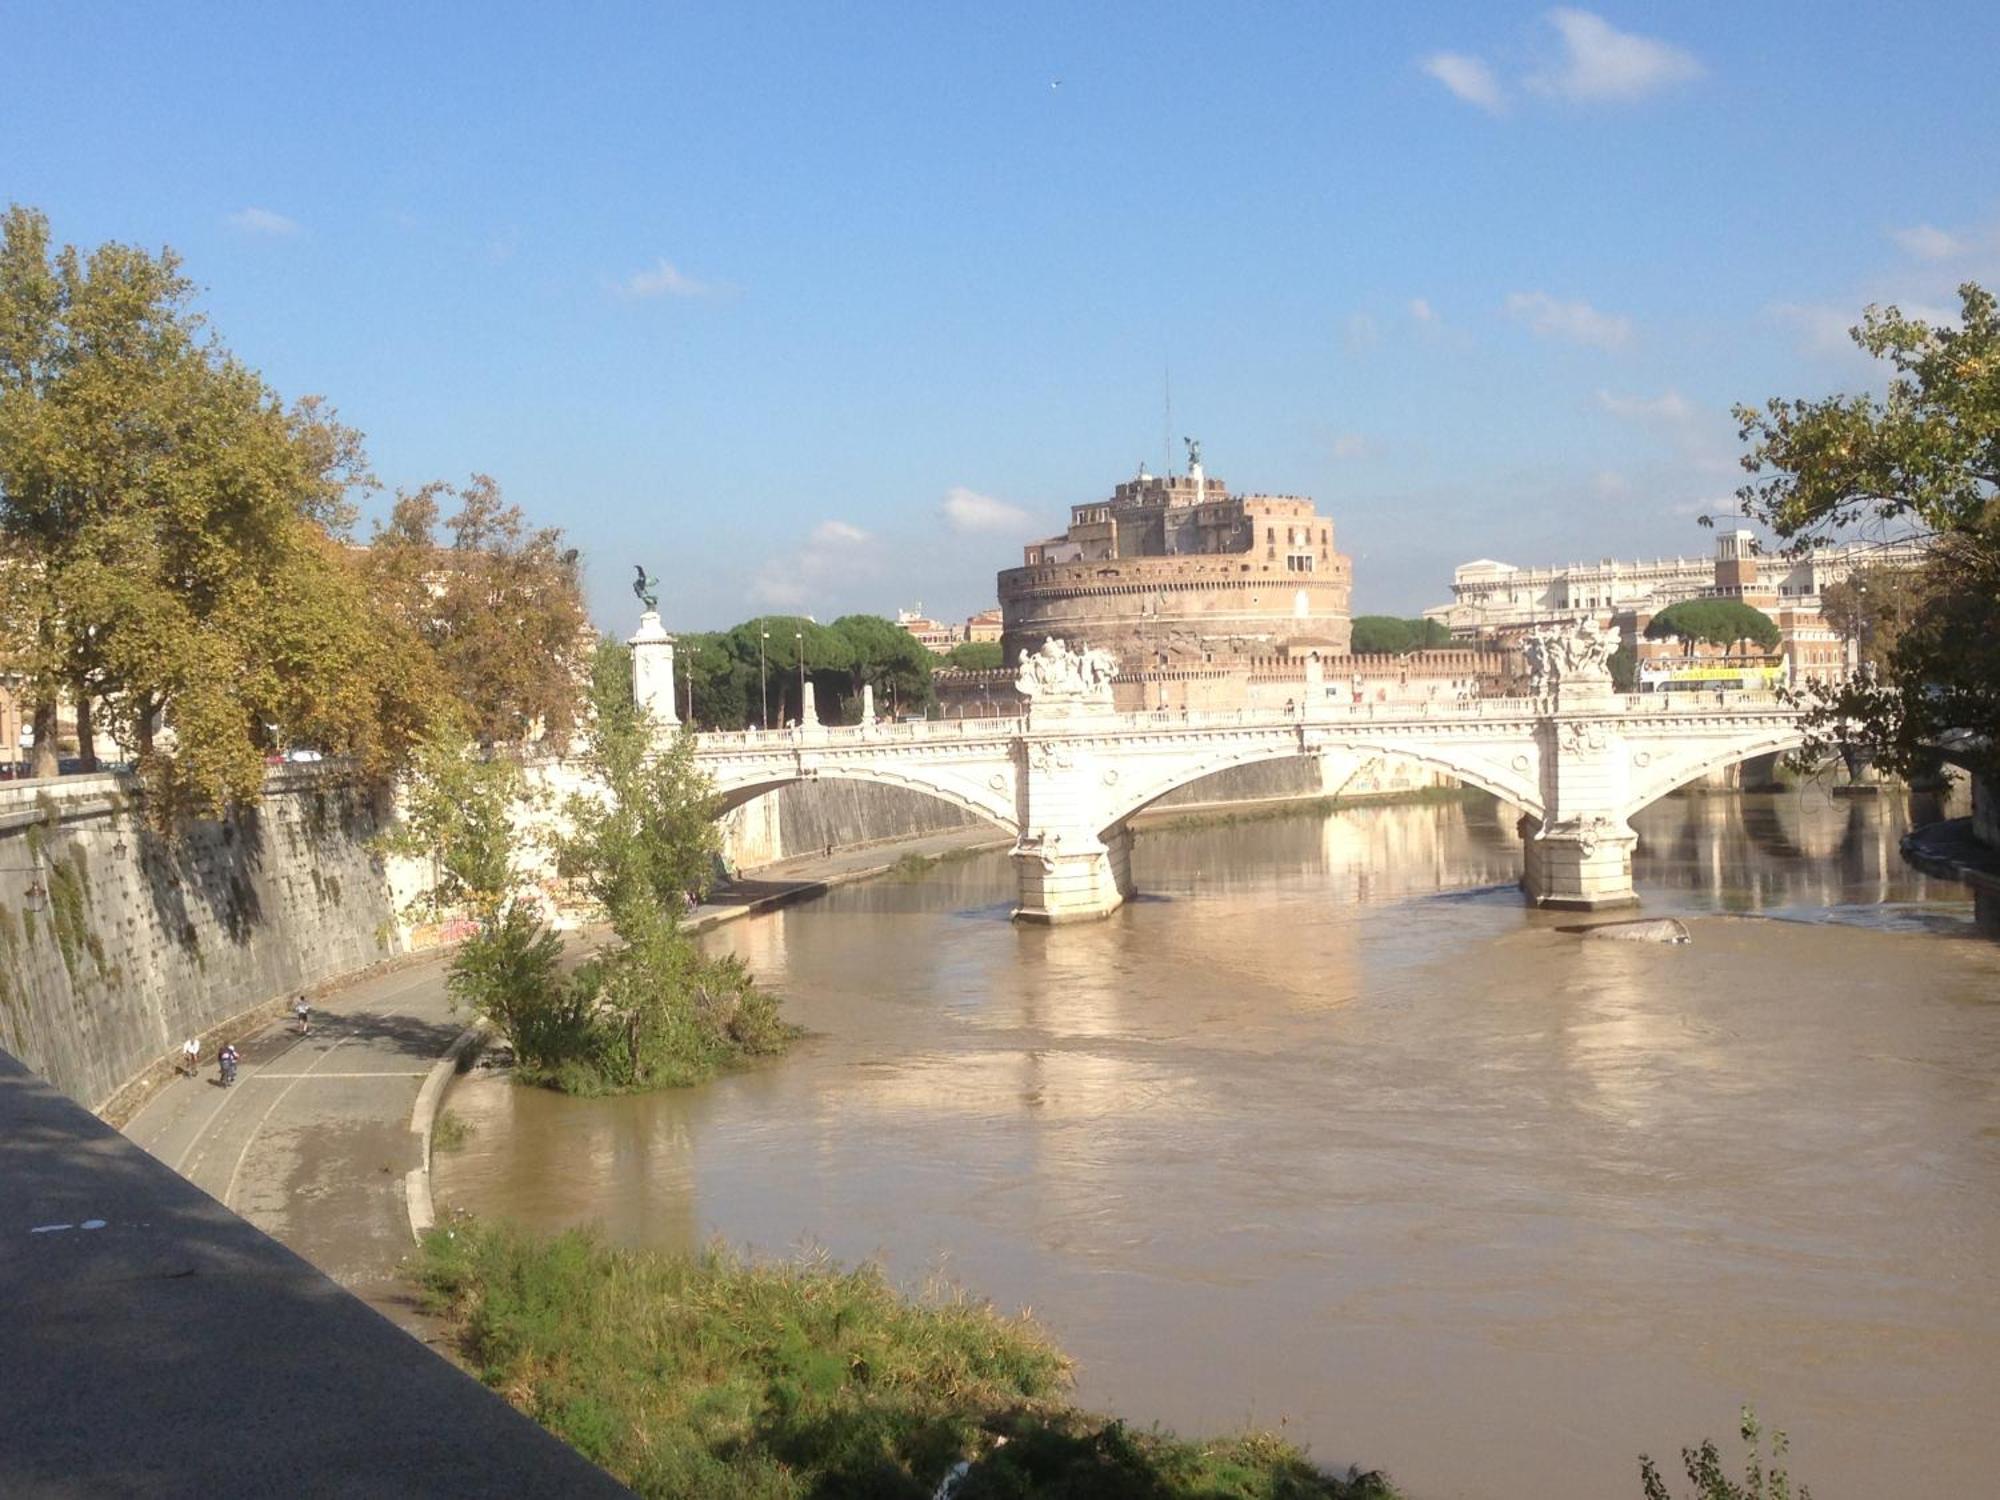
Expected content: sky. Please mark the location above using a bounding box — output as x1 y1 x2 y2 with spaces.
4 2 1998 631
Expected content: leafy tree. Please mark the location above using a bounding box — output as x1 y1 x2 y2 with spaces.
718 615 853 726
558 638 722 932
1609 642 1637 692
1734 283 2000 776
362 475 591 748
1349 615 1451 654
1816 564 1923 673
942 639 1004 671
831 613 936 717
1640 1406 1811 1500
1643 599 1781 659
0 205 427 813
378 717 522 920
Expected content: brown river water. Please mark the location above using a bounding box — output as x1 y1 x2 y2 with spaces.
436 788 2000 1499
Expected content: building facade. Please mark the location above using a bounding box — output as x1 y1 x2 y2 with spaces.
1430 530 1927 688
999 453 1353 670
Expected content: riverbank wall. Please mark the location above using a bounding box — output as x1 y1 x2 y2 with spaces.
0 770 407 1111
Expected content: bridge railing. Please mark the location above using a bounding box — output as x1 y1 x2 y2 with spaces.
691 691 1796 752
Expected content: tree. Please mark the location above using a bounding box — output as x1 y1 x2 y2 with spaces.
1734 283 2000 777
361 475 591 749
1349 616 1451 654
942 639 1003 671
1608 642 1637 692
0 205 428 814
1817 563 1925 674
378 717 522 921
831 614 936 718
1643 599 1780 659
558 638 721 933
717 616 853 726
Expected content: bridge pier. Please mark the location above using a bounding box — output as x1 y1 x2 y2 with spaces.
1518 813 1638 909
1012 824 1133 924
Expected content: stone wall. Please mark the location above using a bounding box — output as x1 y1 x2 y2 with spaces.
0 770 404 1110
1976 770 1998 850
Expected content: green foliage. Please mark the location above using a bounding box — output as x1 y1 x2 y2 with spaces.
1640 1408 1811 1500
432 1109 472 1153
1643 600 1781 658
1816 563 1923 673
447 903 595 1074
418 1219 1392 1500
1349 616 1451 654
361 475 591 748
379 718 521 920
45 844 103 985
561 640 722 933
1609 642 1638 692
1735 283 2000 777
0 204 435 815
831 614 937 718
943 640 1004 671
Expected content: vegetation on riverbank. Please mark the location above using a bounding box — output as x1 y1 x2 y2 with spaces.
417 1218 1398 1500
423 642 796 1095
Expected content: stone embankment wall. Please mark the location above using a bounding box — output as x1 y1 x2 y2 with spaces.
1976 771 1998 849
0 770 404 1110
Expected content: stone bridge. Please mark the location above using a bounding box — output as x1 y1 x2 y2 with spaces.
643 626 1805 922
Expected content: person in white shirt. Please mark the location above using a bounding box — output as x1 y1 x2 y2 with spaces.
180 1036 200 1078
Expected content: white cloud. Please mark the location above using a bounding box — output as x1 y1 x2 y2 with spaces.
1409 297 1437 323
1421 53 1506 113
1529 9 1703 102
1890 223 1969 261
811 519 870 545
1593 470 1631 499
1597 388 1740 479
226 207 301 237
1504 290 1632 349
1596 388 1690 422
1342 311 1380 353
749 518 877 609
1330 433 1374 461
939 487 1032 535
621 258 717 298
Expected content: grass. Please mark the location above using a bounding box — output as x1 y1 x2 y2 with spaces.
417 1218 1398 1500
432 1109 472 1153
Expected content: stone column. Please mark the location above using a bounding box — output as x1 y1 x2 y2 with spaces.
629 611 679 731
860 684 876 728
1519 812 1638 909
1522 691 1639 908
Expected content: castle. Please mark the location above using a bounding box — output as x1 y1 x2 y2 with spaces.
998 444 1354 672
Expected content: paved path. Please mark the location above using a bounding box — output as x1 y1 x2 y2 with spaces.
3 1052 632 1498
122 825 1011 1325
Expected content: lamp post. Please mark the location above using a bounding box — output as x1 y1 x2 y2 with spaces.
759 628 769 730
794 629 804 723
682 647 695 725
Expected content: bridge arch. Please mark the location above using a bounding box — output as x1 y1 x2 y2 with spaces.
1619 727 1807 822
707 765 1020 838
1093 734 1546 837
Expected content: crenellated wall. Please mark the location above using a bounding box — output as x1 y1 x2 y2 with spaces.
0 770 406 1111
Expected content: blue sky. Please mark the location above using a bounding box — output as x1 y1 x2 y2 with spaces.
4 2 1997 629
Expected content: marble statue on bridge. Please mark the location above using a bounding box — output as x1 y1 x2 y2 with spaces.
1523 617 1616 694
1014 637 1118 703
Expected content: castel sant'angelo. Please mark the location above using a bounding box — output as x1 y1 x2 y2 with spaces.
998 441 1354 671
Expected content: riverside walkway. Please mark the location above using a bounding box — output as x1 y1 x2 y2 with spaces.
121 828 1007 1326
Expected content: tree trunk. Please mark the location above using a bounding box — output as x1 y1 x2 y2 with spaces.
74 683 97 772
136 694 156 758
29 692 58 779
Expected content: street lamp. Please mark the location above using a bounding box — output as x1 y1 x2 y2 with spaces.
759 628 769 730
681 647 694 725
794 629 805 723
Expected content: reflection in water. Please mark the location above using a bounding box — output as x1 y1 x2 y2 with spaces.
438 790 2000 1499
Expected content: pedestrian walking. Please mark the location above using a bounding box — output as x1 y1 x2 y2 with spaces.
292 994 311 1036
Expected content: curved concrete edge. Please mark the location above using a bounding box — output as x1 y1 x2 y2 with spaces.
406 1020 490 1242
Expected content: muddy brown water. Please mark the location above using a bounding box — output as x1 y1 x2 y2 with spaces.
436 788 2000 1498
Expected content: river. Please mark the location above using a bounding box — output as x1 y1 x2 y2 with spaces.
435 787 2000 1498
